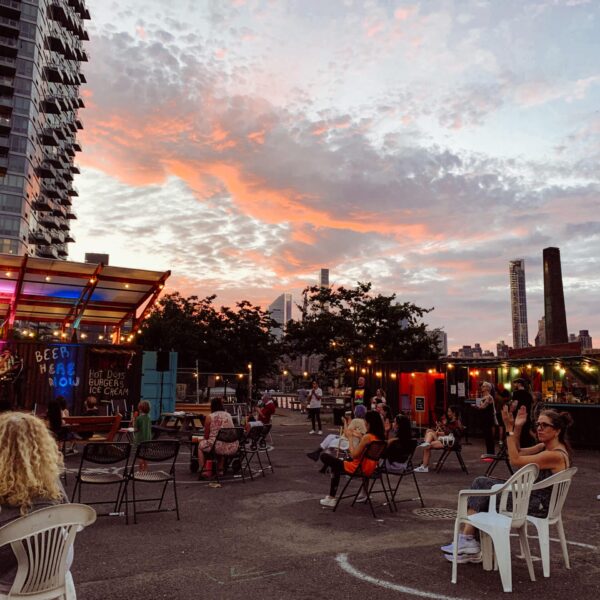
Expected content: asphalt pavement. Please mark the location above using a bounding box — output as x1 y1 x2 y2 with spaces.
67 408 600 600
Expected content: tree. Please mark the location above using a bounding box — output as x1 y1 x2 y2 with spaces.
138 293 281 385
283 282 440 381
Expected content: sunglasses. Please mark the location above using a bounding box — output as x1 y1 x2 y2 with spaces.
535 422 555 431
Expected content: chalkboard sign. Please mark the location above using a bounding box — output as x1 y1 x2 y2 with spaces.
415 396 425 412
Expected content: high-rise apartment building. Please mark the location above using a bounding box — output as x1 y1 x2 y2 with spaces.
577 330 592 350
535 316 546 346
268 292 292 339
430 328 448 356
0 0 89 259
543 247 568 345
509 259 529 348
318 268 329 287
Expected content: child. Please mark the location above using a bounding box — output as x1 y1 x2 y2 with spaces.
133 400 152 471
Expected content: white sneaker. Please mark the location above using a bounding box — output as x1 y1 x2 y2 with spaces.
309 430 315 434
317 430 323 435
419 442 431 448
320 496 337 507
355 494 368 504
440 535 481 555
444 552 482 564
597 494 600 501
414 465 429 473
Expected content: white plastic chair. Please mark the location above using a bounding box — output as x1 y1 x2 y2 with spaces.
526 466 577 577
0 504 96 600
450 463 539 593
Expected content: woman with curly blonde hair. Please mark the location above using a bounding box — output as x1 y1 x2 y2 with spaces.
0 412 68 593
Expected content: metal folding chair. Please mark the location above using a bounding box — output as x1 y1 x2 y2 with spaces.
333 440 390 518
124 440 180 524
206 427 247 484
71 442 132 523
380 439 425 511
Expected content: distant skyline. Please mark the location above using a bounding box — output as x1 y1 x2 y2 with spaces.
71 0 600 350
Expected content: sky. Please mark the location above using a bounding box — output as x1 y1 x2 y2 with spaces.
70 0 600 352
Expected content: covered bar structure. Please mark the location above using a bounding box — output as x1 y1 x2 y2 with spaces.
0 254 170 414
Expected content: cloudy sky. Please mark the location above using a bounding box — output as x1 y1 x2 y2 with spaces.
71 0 600 352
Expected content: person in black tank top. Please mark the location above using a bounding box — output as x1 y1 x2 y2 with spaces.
440 407 574 558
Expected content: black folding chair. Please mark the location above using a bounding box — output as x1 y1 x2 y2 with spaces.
434 438 469 474
380 439 425 511
71 442 132 522
124 440 180 524
206 427 247 484
333 440 391 518
243 425 265 479
257 423 274 474
484 443 514 477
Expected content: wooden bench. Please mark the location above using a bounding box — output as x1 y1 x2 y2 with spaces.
64 415 122 442
174 403 211 416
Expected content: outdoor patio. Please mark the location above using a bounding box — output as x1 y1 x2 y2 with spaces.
69 408 600 600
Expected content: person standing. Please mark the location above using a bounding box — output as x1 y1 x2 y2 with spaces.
308 380 323 435
351 376 371 411
476 382 496 457
133 400 152 472
512 378 534 448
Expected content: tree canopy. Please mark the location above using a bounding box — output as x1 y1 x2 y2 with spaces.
138 292 281 384
283 282 440 380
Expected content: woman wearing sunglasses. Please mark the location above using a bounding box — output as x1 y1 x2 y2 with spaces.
440 405 573 561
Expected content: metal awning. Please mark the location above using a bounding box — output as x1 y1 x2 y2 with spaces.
0 254 170 342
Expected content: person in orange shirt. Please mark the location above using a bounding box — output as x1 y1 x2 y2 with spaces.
318 411 385 507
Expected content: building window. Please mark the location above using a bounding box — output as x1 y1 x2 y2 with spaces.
0 238 20 254
0 194 21 214
0 216 22 237
0 174 25 191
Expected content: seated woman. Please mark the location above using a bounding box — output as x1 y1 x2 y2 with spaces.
197 397 239 478
376 403 393 439
415 405 463 473
385 413 415 471
318 411 386 507
440 405 573 562
0 412 69 593
306 404 367 462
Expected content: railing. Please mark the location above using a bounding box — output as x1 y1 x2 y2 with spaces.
0 0 20 11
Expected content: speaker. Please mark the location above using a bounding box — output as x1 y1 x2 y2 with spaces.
156 350 170 372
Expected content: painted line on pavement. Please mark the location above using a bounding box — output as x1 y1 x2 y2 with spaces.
336 553 472 600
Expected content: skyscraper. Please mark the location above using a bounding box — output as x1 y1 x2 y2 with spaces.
268 293 292 339
509 259 529 348
0 0 89 259
543 247 568 345
318 268 329 287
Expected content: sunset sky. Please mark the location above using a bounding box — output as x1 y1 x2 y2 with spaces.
71 0 600 352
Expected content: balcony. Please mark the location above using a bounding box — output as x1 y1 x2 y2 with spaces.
43 63 64 84
0 16 18 38
0 152 6 175
48 0 68 25
66 119 77 133
33 195 52 211
58 218 69 231
49 229 65 244
66 211 76 220
0 134 9 150
64 144 75 157
0 54 14 75
38 213 59 228
45 30 66 55
0 0 21 20
41 182 61 199
41 95 61 114
37 160 57 179
77 97 85 109
70 163 80 174
0 34 17 57
65 232 75 243
0 114 9 134
57 244 68 257
29 230 52 245
40 127 60 147
73 141 82 152
67 185 78 197
0 73 11 93
78 72 87 84
51 204 66 218
63 168 73 181
37 246 59 259
59 195 72 207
